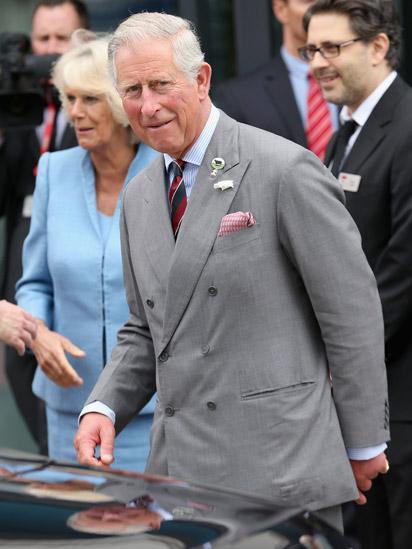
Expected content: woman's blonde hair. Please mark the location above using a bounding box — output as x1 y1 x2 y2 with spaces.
52 29 130 128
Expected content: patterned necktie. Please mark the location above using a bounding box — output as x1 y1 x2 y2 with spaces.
306 73 333 161
168 159 187 238
331 120 358 177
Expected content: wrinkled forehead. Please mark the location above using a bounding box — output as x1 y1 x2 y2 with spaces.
115 37 174 67
114 39 181 84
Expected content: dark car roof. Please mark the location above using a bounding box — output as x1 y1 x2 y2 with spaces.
0 448 351 549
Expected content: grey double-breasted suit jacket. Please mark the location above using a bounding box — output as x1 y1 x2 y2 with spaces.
87 111 389 511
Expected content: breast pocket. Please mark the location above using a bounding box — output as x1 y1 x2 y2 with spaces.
212 224 260 254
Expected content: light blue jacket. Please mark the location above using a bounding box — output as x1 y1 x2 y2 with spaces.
16 144 158 414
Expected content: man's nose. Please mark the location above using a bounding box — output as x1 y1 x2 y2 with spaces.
45 38 61 55
310 50 330 71
140 89 160 117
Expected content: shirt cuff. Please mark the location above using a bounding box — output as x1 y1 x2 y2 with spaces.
79 401 116 425
347 443 387 460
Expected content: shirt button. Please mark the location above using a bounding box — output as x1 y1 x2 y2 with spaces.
159 351 169 362
201 344 210 355
207 401 217 410
208 286 218 296
165 405 175 417
146 299 154 308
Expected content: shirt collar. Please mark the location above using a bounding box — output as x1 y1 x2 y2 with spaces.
340 71 397 126
280 46 309 80
164 104 220 172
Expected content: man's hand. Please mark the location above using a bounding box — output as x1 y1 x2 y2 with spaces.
350 452 389 504
0 300 37 355
31 321 85 387
74 413 115 467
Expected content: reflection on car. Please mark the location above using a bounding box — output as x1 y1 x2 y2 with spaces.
0 448 353 548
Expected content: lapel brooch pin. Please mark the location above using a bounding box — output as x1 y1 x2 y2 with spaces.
210 157 225 178
213 180 234 191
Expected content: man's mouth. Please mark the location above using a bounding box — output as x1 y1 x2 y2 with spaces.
316 72 339 86
145 119 173 130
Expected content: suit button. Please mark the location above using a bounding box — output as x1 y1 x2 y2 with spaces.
165 405 175 417
208 286 218 296
159 351 169 362
146 299 154 308
207 401 217 410
201 344 210 355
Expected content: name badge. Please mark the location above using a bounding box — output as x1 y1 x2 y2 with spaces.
338 172 361 192
22 195 33 218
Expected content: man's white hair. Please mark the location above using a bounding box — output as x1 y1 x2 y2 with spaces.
108 12 205 83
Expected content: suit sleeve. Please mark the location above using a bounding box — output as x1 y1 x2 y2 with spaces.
373 126 412 343
85 188 156 433
15 152 54 325
277 147 389 449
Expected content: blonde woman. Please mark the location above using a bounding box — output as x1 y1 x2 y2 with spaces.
16 31 158 470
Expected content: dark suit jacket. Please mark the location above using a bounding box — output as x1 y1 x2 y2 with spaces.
325 76 412 423
212 54 308 147
0 120 77 301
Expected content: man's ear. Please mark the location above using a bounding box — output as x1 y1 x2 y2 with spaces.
272 0 288 25
196 62 212 100
370 33 390 66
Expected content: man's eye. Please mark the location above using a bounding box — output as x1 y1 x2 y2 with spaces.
322 43 338 53
154 81 170 89
124 86 141 98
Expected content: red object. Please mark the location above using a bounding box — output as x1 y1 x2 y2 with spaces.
168 159 187 237
33 100 57 177
306 73 333 161
218 211 256 237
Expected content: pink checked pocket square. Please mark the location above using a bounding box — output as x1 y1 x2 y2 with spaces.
218 211 256 237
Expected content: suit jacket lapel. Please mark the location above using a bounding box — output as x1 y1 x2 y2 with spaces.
160 112 250 349
80 150 101 240
142 157 175 285
330 77 405 175
324 133 338 167
264 56 308 147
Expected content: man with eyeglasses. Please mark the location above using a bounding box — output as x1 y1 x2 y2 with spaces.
303 1 412 548
213 0 339 160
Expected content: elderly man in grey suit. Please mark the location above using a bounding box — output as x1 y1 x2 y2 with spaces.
75 12 389 530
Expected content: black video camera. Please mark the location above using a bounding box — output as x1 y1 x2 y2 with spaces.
0 32 58 128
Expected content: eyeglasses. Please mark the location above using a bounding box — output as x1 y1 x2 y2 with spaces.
298 38 362 62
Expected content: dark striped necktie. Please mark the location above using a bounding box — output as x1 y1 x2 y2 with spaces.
168 159 187 238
